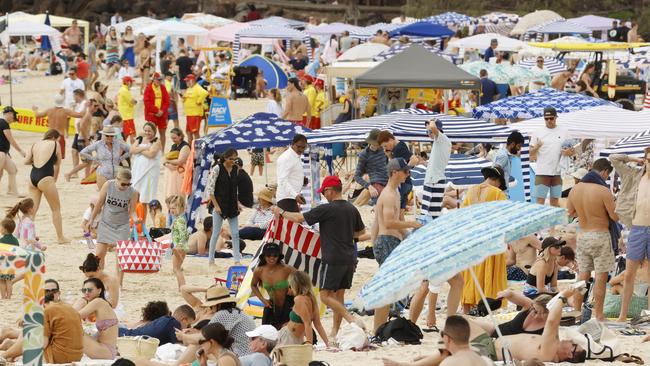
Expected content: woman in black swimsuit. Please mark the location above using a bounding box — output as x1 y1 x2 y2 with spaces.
25 129 67 243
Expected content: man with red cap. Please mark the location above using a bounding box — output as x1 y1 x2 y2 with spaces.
143 72 170 149
273 175 368 335
117 76 137 143
301 75 316 128
182 74 209 144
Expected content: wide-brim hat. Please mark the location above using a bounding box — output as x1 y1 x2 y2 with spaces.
257 188 275 204
99 125 118 136
201 286 236 308
481 166 506 191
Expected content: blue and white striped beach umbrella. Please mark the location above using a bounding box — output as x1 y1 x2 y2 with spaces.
411 154 493 189
517 57 566 76
360 201 567 309
600 128 650 159
473 88 614 121
425 12 473 27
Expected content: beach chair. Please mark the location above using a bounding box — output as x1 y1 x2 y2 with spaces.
214 265 265 318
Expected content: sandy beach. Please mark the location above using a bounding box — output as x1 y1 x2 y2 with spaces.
0 71 648 366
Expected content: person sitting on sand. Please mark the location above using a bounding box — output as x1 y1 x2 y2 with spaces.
609 259 649 295
76 278 119 359
523 237 564 298
276 271 329 347
251 243 296 330
473 289 552 337
382 315 489 366
240 325 278 366
179 285 220 324
76 253 121 309
120 304 196 345
187 216 212 255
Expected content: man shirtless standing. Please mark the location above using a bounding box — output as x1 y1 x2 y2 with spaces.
371 158 421 333
282 78 311 126
611 148 650 321
33 94 85 160
567 158 618 321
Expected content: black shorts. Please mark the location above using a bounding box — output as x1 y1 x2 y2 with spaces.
69 44 83 53
319 263 355 291
72 133 87 152
277 198 299 213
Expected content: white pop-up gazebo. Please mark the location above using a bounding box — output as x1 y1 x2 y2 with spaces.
139 20 209 72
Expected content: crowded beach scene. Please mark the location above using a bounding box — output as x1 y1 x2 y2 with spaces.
1 1 650 365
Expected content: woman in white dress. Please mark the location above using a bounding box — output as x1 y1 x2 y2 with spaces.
130 122 162 204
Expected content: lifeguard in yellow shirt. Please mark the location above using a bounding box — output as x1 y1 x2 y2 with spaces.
117 76 137 143
182 74 209 144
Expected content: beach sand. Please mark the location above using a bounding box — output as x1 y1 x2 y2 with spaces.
0 71 647 365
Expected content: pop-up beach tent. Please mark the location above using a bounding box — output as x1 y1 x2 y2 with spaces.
388 21 455 39
355 44 479 89
138 20 208 72
113 16 161 34
239 55 288 89
233 25 311 64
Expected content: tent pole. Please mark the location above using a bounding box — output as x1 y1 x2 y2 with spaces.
468 267 513 365
6 13 13 106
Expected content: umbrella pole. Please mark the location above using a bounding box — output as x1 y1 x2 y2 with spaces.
264 148 268 185
468 267 513 365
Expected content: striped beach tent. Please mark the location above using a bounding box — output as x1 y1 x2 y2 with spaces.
233 25 311 64
349 22 402 39
425 12 473 27
645 89 650 109
518 57 566 75
599 129 650 158
411 154 492 189
473 88 614 121
248 16 306 29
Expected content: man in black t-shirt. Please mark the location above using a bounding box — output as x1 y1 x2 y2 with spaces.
607 20 619 41
175 49 194 91
274 175 367 336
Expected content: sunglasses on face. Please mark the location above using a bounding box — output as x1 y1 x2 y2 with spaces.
544 117 556 121
198 338 209 345
81 287 94 293
120 182 131 187
45 288 59 294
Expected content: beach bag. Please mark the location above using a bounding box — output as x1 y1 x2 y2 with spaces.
336 323 368 351
603 292 648 319
375 316 423 345
116 336 160 360
117 226 162 273
272 344 313 366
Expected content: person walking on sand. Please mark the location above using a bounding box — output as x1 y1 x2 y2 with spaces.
0 107 27 196
371 158 422 334
79 126 131 190
567 158 618 321
609 150 650 321
282 78 311 126
32 94 86 160
276 134 307 213
85 168 140 287
25 129 68 244
273 175 367 336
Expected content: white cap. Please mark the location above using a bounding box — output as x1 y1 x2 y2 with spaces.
245 324 278 341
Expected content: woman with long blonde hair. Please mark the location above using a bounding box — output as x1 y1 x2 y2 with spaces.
277 271 329 347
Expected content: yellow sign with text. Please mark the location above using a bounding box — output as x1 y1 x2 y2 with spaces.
1 106 76 135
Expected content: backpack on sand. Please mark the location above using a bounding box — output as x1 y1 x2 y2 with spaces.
375 316 423 345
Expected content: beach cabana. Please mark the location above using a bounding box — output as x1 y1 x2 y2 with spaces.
248 16 306 29
187 113 312 229
0 244 45 366
356 45 479 89
181 13 234 29
239 55 288 89
510 10 563 36
337 43 388 62
599 129 650 158
233 25 311 64
388 21 454 40
514 105 647 140
113 16 161 34
448 33 526 52
139 20 208 72
473 88 615 121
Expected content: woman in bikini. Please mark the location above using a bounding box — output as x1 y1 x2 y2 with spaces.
523 237 563 298
25 129 66 243
76 253 121 309
75 278 118 360
277 271 329 347
251 243 295 329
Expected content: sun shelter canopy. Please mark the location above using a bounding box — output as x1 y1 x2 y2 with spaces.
248 16 306 29
113 17 161 33
139 19 209 37
599 129 650 158
234 25 311 64
355 45 479 89
181 13 234 29
240 55 288 89
411 154 492 188
514 105 650 140
373 42 445 62
568 15 617 32
511 10 563 36
0 20 58 38
473 88 616 120
389 21 454 39
307 22 363 37
448 33 526 52
518 57 566 75
208 22 270 44
350 22 402 39
326 61 378 79
337 43 389 62
528 20 591 35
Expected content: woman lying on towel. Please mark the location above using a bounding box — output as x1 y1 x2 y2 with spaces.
76 278 119 359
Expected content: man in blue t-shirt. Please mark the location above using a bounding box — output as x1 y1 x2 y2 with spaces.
479 69 500 105
483 38 498 61
118 305 195 345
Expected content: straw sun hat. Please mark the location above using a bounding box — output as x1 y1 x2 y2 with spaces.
257 188 275 205
201 286 236 308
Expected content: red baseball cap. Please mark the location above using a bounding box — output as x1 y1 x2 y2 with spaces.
317 175 342 194
302 74 314 83
122 76 134 84
184 74 196 81
314 78 324 88
152 72 163 80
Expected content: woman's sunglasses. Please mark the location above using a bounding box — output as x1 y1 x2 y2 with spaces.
81 287 94 293
120 182 131 187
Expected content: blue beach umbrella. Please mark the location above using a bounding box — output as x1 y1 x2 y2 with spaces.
360 200 567 309
239 55 288 90
40 12 52 51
